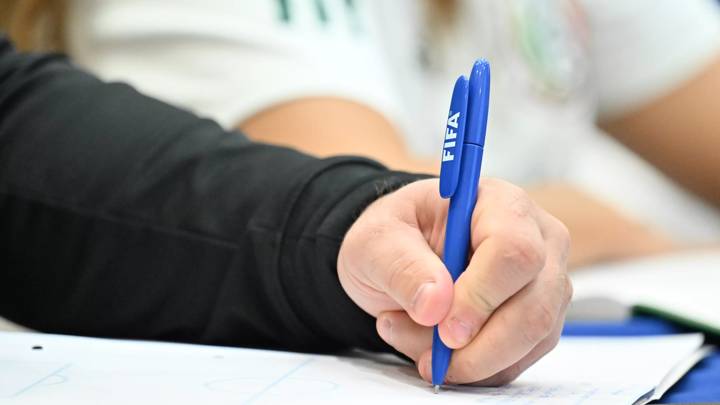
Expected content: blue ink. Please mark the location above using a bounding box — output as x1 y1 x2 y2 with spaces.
243 358 315 404
12 363 71 398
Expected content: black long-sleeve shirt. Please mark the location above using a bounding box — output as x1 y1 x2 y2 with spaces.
0 37 423 353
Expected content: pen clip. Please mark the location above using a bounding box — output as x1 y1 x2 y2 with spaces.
439 75 469 199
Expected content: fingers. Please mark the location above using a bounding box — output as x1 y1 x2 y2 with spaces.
470 316 565 387
340 177 572 387
379 300 565 386
376 311 432 361
470 277 569 387
437 217 546 348
417 349 433 382
438 180 548 349
444 250 572 384
415 258 569 385
535 207 572 266
415 317 565 385
362 222 454 326
427 178 570 385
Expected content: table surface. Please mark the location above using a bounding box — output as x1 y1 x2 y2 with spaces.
562 316 720 403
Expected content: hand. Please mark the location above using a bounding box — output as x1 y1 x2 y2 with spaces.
337 178 571 385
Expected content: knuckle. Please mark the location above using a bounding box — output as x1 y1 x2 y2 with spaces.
479 177 505 193
453 356 481 381
546 331 562 352
387 252 423 293
561 273 574 306
490 364 524 386
556 218 571 244
497 232 546 275
463 286 497 315
542 259 572 307
365 238 398 282
522 301 556 344
507 187 533 220
553 218 572 262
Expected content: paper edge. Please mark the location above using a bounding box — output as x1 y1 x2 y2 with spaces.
633 344 715 405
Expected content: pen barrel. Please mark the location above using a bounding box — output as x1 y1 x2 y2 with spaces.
432 326 451 385
442 143 484 281
432 143 484 386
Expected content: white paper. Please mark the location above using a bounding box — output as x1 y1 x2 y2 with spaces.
571 250 720 331
637 344 714 405
0 331 705 404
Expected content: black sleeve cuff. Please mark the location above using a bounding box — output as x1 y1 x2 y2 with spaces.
280 157 430 352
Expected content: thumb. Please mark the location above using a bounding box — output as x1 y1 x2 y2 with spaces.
368 224 454 326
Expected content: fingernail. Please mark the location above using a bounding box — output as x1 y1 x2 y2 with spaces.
412 283 434 314
378 316 393 344
448 317 473 346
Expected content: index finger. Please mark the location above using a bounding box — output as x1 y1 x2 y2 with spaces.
445 240 571 384
438 179 547 348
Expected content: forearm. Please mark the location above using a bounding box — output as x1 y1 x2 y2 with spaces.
239 97 438 174
527 183 676 268
0 38 421 352
601 55 720 207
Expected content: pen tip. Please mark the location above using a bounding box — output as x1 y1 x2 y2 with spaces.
433 385 440 394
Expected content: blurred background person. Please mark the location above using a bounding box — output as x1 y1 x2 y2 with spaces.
3 0 719 267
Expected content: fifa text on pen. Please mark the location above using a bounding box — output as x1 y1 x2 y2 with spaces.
431 59 491 393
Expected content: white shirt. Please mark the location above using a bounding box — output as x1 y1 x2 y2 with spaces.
66 0 720 241
67 0 399 129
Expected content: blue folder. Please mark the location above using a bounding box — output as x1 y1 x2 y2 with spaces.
562 316 720 403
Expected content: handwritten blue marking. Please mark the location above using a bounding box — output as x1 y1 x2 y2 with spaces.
243 358 315 404
11 363 71 398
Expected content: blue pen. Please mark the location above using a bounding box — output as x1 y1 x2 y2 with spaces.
432 59 491 392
